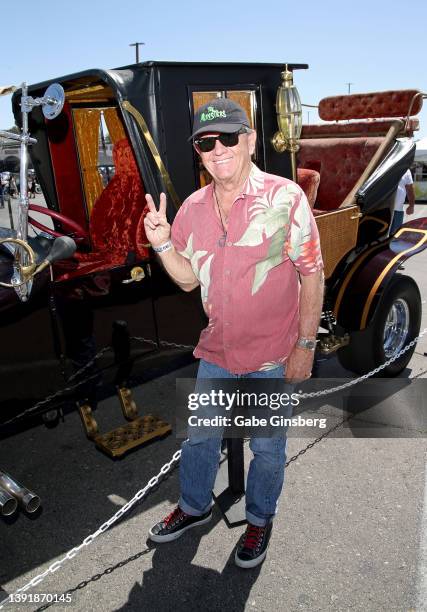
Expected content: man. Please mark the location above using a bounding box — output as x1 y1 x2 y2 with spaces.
9 175 17 198
0 173 6 209
29 177 37 199
390 168 415 235
143 98 324 568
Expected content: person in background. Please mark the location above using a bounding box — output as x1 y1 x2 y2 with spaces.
9 175 17 198
29 178 36 199
390 168 415 235
0 174 6 209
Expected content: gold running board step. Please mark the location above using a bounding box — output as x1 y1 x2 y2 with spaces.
78 387 171 458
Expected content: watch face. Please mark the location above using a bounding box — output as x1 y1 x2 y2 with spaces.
298 338 316 350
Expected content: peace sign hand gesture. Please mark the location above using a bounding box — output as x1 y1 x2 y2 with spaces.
144 193 171 248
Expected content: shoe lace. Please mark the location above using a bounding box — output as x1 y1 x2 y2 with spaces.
242 524 265 550
164 507 185 526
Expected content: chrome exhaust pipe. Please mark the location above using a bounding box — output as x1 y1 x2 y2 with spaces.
0 471 41 514
0 485 18 516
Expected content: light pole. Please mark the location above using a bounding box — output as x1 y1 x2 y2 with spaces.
129 42 145 63
346 82 353 95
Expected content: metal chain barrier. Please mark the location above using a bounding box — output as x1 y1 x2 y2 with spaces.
1 347 112 427
256 327 427 461
1 328 426 607
131 330 427 400
284 416 354 466
34 545 154 612
132 336 196 351
0 450 182 610
299 327 427 399
7 328 425 428
1 336 193 427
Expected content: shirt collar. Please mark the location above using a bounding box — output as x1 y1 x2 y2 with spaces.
241 163 265 196
198 163 265 204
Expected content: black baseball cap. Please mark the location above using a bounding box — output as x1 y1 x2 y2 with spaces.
189 98 251 140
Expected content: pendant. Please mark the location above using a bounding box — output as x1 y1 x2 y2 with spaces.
218 233 227 247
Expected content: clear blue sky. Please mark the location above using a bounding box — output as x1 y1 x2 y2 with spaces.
1 0 427 137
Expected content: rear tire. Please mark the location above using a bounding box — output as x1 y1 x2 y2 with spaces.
337 275 421 376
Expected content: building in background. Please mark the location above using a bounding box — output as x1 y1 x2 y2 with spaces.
0 127 20 173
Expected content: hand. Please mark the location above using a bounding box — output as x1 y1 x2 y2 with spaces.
144 193 171 248
284 346 315 383
407 205 415 215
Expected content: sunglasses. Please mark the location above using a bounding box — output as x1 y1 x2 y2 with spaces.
194 130 246 153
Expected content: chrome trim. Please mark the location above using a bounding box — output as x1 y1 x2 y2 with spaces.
383 298 410 359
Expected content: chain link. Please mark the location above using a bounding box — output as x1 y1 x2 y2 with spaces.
0 330 425 607
9 325 420 428
299 328 427 399
1 346 111 427
283 414 354 466
132 330 427 399
132 336 196 351
1 337 194 428
0 451 181 609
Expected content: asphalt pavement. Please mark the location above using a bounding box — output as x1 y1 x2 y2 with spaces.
0 201 426 612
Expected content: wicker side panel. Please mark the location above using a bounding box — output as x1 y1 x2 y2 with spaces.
315 206 360 278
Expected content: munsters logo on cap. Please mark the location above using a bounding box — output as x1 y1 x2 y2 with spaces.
190 98 251 140
200 106 227 122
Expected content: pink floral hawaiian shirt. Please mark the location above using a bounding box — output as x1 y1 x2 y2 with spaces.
171 163 323 374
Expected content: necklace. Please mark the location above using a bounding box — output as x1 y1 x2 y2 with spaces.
214 188 228 248
212 166 251 246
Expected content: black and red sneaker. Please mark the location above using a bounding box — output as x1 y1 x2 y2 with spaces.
148 506 212 543
235 521 273 568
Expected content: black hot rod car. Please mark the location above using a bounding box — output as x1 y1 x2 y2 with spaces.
0 60 426 430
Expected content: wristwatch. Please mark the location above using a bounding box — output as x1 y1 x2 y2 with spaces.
296 337 316 351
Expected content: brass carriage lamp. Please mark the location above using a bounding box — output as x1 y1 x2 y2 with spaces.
272 65 302 182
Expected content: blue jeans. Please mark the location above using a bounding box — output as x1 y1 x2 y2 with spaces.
179 359 293 526
390 210 404 235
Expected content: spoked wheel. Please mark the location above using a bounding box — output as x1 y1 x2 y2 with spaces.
337 275 421 377
383 298 410 360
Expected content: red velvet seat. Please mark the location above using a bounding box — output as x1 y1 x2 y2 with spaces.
296 168 320 209
297 89 422 212
301 118 419 139
298 137 383 211
55 138 149 282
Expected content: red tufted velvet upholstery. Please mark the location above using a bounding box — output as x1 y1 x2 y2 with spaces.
297 137 383 211
55 138 149 282
301 118 419 139
319 89 422 121
296 90 421 212
297 168 320 208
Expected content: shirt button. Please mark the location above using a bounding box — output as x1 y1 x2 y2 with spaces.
224 321 230 326
224 343 231 349
224 269 231 276
224 296 230 303
226 241 232 247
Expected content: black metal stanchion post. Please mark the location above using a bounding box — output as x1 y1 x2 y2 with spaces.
227 438 245 493
6 195 14 230
213 437 246 527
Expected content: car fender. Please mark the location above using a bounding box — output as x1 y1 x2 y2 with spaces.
332 217 427 331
